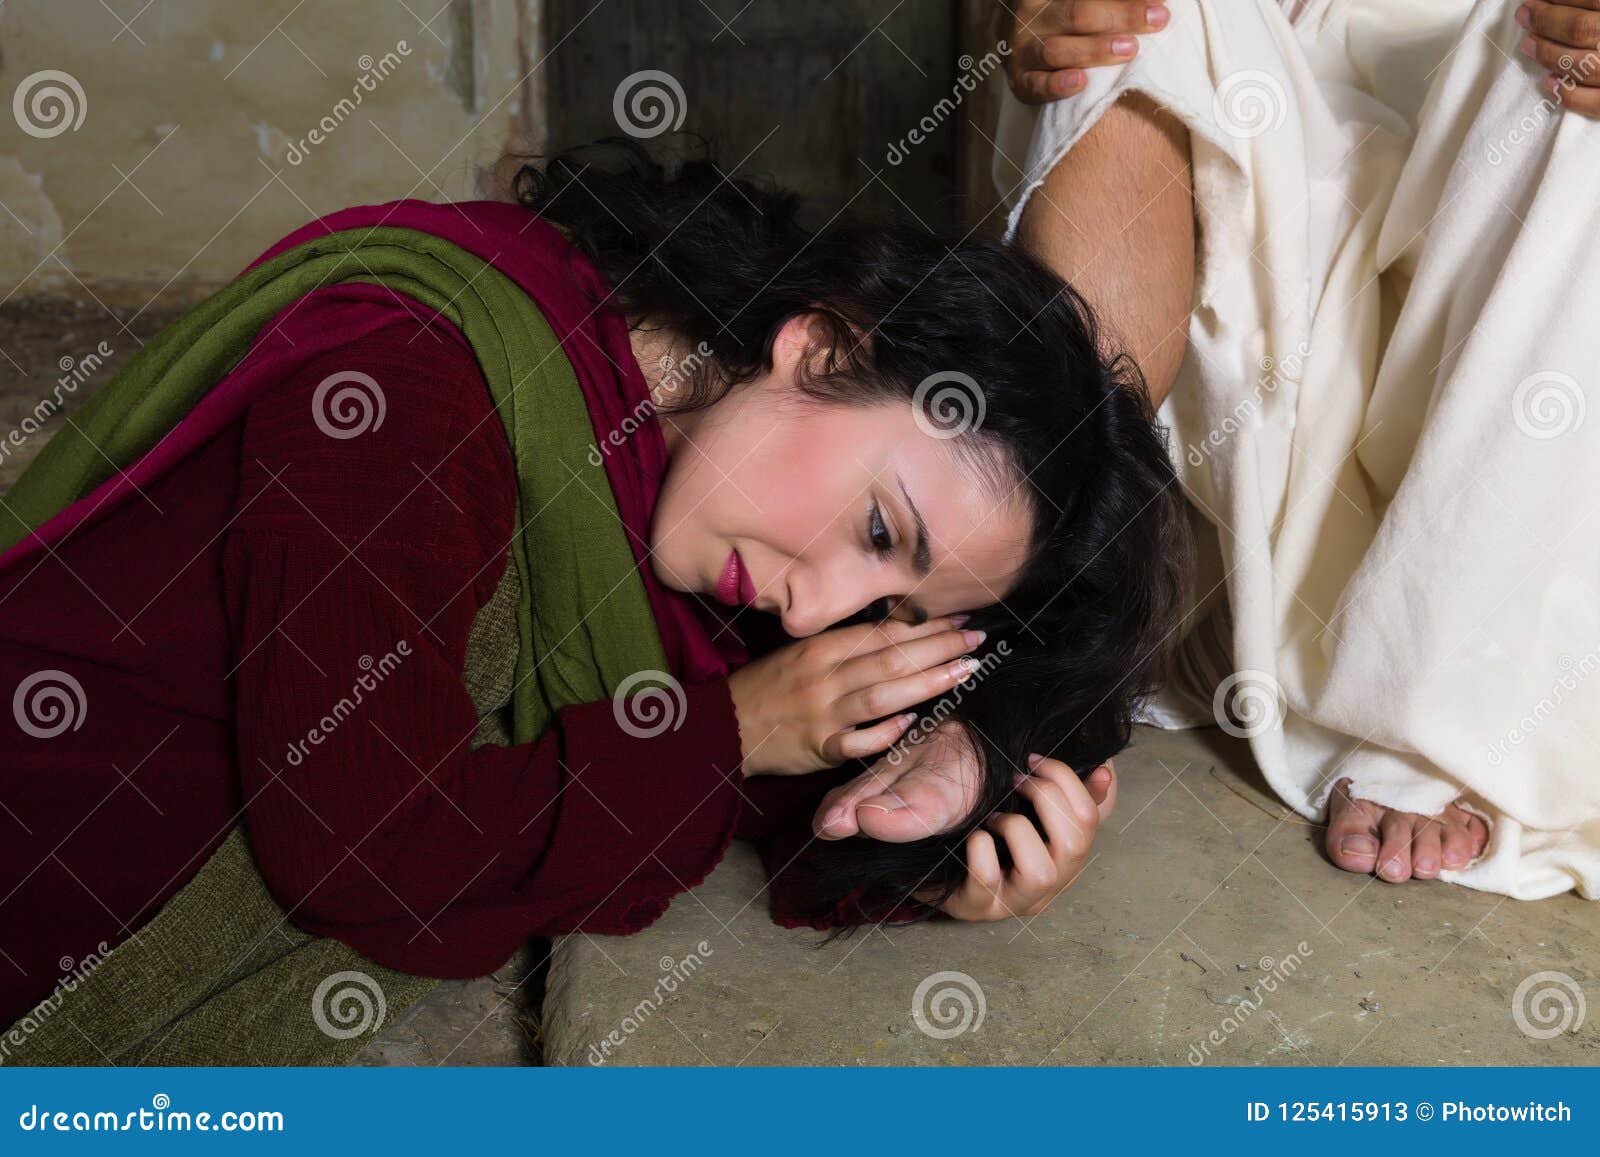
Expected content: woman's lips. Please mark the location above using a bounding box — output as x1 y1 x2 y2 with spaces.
715 548 757 608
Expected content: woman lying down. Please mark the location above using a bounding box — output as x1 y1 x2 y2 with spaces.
0 136 1188 1059
1000 0 1600 897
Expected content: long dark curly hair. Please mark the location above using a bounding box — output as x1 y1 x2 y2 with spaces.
507 136 1191 924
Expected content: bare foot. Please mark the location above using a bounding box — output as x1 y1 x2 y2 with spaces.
1324 778 1489 882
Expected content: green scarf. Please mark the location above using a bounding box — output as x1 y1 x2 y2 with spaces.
1 225 665 1065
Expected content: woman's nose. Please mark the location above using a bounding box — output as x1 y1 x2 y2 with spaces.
781 566 891 638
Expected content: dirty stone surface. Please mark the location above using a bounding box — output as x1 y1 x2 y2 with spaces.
539 724 1599 1067
4 299 1595 1067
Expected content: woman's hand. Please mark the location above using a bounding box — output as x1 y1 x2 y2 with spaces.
1519 1 1600 115
1006 0 1170 104
938 754 1114 920
728 616 987 777
813 725 1116 921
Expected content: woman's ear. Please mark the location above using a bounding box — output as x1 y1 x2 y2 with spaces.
771 311 868 387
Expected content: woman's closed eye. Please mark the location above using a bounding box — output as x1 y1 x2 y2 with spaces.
867 498 894 555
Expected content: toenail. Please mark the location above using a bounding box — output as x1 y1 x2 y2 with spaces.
1340 835 1378 858
1443 851 1468 869
1382 858 1405 878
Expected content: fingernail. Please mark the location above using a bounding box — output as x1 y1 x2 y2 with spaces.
1548 73 1565 96
951 657 979 678
1056 69 1085 95
899 712 917 729
1339 835 1378 858
963 628 986 647
1088 765 1111 785
950 613 971 626
1027 752 1044 769
1147 5 1169 28
1521 35 1536 58
1516 4 1531 28
1112 36 1136 57
1013 771 1028 787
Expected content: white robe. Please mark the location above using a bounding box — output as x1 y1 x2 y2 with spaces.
993 0 1600 899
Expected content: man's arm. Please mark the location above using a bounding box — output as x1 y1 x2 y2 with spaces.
1014 91 1195 408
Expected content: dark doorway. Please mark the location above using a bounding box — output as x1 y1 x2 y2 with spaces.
543 1 962 230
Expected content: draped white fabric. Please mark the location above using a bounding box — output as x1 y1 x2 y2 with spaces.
994 0 1600 899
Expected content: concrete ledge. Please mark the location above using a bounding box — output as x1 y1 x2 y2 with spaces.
540 726 1600 1066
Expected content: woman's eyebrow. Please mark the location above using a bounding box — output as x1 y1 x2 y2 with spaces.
895 472 933 578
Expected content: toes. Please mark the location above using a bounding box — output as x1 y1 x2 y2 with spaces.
1441 806 1489 870
1325 778 1381 873
1376 810 1415 882
1410 818 1443 879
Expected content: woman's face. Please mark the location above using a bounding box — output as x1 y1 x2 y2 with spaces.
646 315 1033 637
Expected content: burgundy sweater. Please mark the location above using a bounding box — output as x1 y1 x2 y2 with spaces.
0 318 852 1027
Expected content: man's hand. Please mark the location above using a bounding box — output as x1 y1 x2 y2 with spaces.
812 725 1116 921
1519 0 1600 115
1006 0 1170 104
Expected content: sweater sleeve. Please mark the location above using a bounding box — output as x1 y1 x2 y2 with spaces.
221 320 744 979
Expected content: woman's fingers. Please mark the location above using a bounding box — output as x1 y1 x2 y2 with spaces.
1029 753 1102 832
1085 759 1118 821
836 624 982 692
947 828 1005 916
984 812 1057 910
1015 771 1093 861
823 613 966 667
835 653 981 726
819 711 915 765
